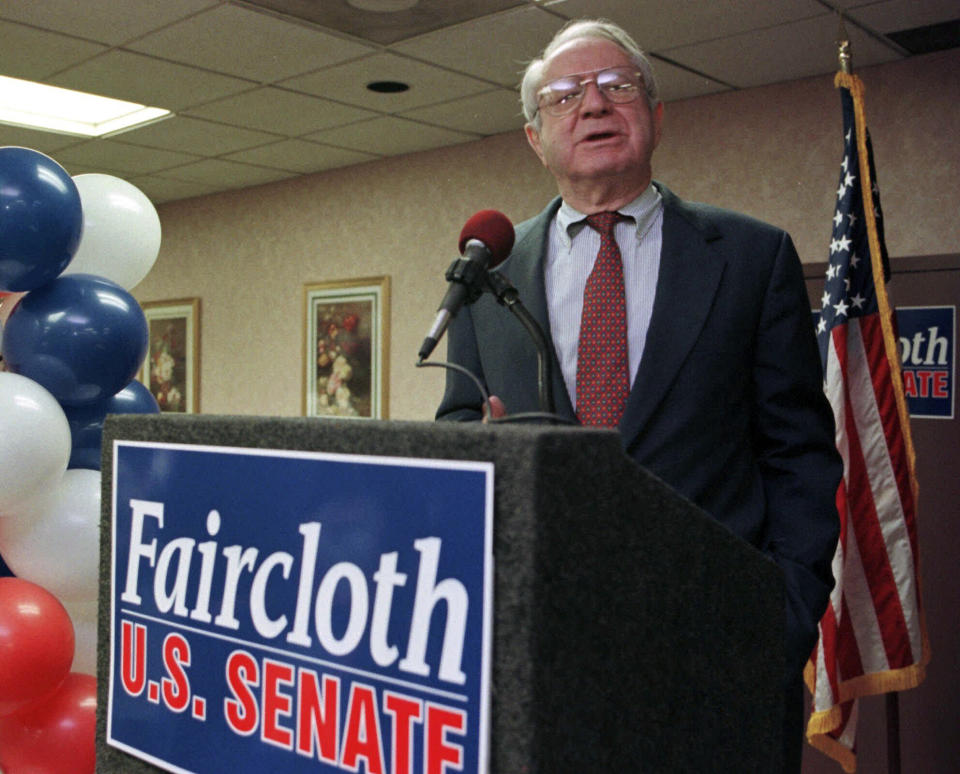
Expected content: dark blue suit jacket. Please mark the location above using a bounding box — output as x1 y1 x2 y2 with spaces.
436 183 842 681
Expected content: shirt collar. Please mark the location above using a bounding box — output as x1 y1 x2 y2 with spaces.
555 184 662 249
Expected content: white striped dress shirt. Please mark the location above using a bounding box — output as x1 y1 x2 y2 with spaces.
544 185 664 410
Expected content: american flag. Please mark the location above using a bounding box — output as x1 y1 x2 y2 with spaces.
805 73 929 772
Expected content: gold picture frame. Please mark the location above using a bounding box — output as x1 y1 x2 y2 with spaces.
303 276 389 419
140 298 201 413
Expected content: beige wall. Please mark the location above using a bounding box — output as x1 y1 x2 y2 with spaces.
135 48 960 421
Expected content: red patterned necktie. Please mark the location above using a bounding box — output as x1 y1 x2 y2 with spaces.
576 211 630 427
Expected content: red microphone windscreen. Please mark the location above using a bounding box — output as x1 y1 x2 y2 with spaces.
458 210 515 267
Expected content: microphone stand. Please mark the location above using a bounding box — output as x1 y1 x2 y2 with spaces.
482 270 559 420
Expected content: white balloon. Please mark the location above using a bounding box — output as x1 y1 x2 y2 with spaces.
0 372 71 513
65 173 161 290
0 468 101 601
62 598 99 676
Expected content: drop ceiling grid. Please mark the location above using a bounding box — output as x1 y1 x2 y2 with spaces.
0 0 953 201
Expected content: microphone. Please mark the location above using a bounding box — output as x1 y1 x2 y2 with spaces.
418 210 515 361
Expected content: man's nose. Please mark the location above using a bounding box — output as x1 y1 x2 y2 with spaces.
579 80 611 115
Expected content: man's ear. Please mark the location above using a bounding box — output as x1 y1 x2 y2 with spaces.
525 123 547 167
652 101 664 150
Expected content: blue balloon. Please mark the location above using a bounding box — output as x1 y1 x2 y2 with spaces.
0 274 148 405
0 147 83 292
63 379 160 470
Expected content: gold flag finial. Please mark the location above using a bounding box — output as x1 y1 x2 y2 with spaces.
837 12 852 73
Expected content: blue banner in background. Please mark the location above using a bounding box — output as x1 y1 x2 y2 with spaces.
812 305 955 419
108 442 494 774
896 306 955 419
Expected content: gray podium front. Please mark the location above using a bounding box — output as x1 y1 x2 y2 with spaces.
97 415 784 773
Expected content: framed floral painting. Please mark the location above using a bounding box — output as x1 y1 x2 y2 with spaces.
303 276 389 419
140 298 200 413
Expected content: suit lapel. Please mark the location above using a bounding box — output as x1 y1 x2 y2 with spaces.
618 185 726 447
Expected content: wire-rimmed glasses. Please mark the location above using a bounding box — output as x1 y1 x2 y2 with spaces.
535 66 646 117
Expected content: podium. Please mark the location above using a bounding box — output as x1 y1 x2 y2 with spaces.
97 415 784 773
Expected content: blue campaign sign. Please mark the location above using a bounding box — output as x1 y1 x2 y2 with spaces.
108 441 494 774
812 305 956 419
896 306 955 419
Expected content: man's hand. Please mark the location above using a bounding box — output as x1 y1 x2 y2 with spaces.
482 396 507 422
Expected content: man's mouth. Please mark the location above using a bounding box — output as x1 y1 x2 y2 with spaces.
582 131 618 143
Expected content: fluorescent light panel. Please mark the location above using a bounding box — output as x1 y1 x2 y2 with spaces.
0 75 171 137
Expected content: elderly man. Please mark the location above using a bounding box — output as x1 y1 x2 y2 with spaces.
436 18 841 771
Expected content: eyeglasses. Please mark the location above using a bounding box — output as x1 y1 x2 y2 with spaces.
535 67 646 117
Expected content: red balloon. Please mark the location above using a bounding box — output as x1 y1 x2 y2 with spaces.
0 673 97 774
0 578 75 716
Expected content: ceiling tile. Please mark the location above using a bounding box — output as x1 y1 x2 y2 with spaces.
553 0 825 51
0 124 86 156
222 139 379 173
306 116 476 155
663 14 903 89
281 52 492 112
0 20 107 80
0 0 219 45
390 6 567 87
158 158 296 188
53 139 201 176
243 0 526 45
58 164 111 178
651 58 733 103
847 0 960 34
126 4 376 83
182 87 378 135
113 115 280 156
49 50 253 111
399 89 525 135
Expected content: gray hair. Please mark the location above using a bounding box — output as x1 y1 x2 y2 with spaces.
520 18 660 129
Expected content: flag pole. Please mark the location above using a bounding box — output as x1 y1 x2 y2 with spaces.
837 14 852 75
887 692 902 774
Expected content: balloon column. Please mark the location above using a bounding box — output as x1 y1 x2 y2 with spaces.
0 146 163 774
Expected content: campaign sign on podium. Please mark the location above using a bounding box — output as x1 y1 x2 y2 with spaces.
107 441 494 774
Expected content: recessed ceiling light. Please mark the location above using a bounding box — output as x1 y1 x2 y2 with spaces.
0 75 172 138
346 0 419 12
366 80 410 94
